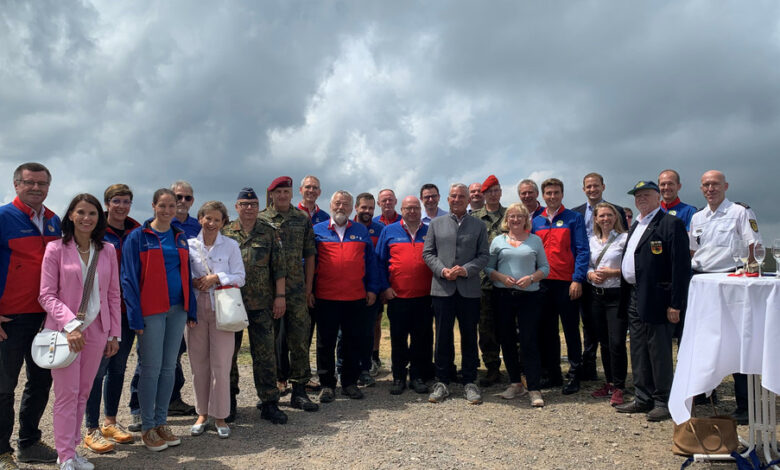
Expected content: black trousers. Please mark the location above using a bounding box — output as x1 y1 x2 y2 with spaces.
432 293 480 385
627 286 675 408
589 286 628 389
0 313 51 454
539 279 583 379
493 289 543 390
580 286 598 371
387 296 434 382
316 299 363 389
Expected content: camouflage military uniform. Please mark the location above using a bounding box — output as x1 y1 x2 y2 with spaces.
222 218 286 403
471 204 507 372
259 205 316 384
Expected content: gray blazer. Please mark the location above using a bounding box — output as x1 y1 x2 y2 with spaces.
422 213 489 298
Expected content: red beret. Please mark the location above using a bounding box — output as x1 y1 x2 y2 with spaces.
268 176 293 192
481 174 499 193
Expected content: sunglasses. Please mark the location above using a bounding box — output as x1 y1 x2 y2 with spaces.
176 194 194 202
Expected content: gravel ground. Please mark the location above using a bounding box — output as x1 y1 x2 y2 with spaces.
12 330 769 470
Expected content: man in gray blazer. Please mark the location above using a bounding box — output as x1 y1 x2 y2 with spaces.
422 183 489 404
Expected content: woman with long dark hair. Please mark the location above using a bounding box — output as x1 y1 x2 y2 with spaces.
121 188 197 452
39 193 121 470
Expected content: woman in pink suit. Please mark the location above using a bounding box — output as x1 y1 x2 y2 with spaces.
39 193 121 470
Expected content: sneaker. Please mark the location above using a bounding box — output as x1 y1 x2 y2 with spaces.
155 425 181 447
128 414 142 432
410 378 429 394
494 383 528 399
428 382 450 403
16 441 57 463
369 358 382 377
83 429 115 454
357 371 376 387
341 384 364 399
318 387 335 403
141 429 168 452
529 390 544 407
591 382 614 398
260 402 288 424
58 454 94 470
0 451 19 470
464 383 483 404
168 398 196 416
59 458 76 470
390 379 406 395
100 423 134 444
610 388 625 407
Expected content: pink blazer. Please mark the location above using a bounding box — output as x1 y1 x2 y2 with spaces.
38 239 121 337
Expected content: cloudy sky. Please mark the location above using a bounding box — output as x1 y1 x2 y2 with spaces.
2 1 779 240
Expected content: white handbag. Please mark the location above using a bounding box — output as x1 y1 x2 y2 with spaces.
197 243 248 332
31 329 78 369
214 285 249 332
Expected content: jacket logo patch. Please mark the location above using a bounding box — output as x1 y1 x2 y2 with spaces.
180 239 187 247
668 210 677 216
349 235 356 240
650 240 663 255
555 220 564 227
48 224 55 232
750 219 758 232
369 229 374 234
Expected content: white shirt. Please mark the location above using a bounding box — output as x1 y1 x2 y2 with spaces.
588 231 627 288
689 198 761 273
621 206 661 285
545 206 561 224
189 232 246 310
333 222 347 241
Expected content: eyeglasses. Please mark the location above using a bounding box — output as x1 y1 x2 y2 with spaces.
237 202 259 208
109 199 132 207
176 194 194 202
421 195 439 200
16 179 50 188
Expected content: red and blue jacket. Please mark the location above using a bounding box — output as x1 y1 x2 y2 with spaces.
661 198 696 231
121 220 197 330
298 203 330 225
373 212 400 226
104 215 141 314
313 220 381 301
355 217 385 248
375 221 432 299
531 205 589 283
0 197 61 314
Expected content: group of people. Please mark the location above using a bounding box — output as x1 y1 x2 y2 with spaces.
0 162 761 470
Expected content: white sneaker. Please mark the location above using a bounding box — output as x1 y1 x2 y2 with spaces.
56 455 94 470
464 383 482 404
494 383 528 399
428 382 450 403
59 459 76 470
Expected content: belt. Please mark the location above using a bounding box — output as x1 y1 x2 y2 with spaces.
590 285 620 296
498 288 532 297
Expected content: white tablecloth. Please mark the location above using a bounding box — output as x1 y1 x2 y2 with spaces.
669 273 780 424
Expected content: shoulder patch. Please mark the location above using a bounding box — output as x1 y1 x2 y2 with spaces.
735 201 751 209
750 219 758 232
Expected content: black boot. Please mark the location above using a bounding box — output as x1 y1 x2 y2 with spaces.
226 392 237 423
260 401 288 424
291 383 319 412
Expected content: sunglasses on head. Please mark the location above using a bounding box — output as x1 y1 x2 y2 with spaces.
176 194 193 202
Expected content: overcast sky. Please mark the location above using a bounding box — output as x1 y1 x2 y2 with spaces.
2 1 779 240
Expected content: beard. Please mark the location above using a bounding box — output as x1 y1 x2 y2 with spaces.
332 212 348 225
357 212 372 224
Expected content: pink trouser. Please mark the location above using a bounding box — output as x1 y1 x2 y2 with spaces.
184 292 234 419
51 321 108 462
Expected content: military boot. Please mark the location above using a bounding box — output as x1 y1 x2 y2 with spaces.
260 402 288 424
291 383 319 412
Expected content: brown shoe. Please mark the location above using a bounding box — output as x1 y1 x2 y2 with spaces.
100 423 134 444
141 429 168 452
83 429 115 454
155 425 181 447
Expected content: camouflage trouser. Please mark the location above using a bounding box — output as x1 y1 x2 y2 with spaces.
247 308 280 403
274 296 312 384
478 288 502 370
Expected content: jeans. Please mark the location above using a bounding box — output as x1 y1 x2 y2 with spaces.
85 313 135 429
136 305 187 431
432 293 481 385
387 296 434 382
316 299 363 389
539 279 583 379
494 289 542 390
170 338 187 402
589 286 628 389
0 313 51 454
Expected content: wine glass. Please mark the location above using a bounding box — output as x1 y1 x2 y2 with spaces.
754 243 765 276
739 240 750 272
730 239 746 273
773 238 780 278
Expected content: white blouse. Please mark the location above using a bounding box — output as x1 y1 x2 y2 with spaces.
189 232 246 310
587 231 627 289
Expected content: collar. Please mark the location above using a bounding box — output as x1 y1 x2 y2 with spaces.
380 212 399 225
661 197 681 210
197 230 224 246
298 202 320 218
587 199 603 210
12 196 54 220
542 204 565 219
449 211 467 223
706 198 732 216
328 219 352 231
637 206 661 225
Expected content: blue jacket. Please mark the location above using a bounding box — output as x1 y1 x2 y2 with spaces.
121 221 197 330
661 198 696 231
313 220 381 301
531 206 589 283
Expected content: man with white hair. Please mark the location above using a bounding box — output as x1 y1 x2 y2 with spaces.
312 191 380 403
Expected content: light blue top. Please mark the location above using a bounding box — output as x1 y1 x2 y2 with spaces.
484 233 550 292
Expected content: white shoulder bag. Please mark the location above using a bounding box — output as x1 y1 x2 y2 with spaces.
198 243 248 332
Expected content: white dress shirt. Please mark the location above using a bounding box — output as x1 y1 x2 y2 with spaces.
588 231 627 288
689 198 761 273
189 232 246 310
621 206 661 285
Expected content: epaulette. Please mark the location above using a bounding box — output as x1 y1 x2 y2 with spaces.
735 202 751 209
